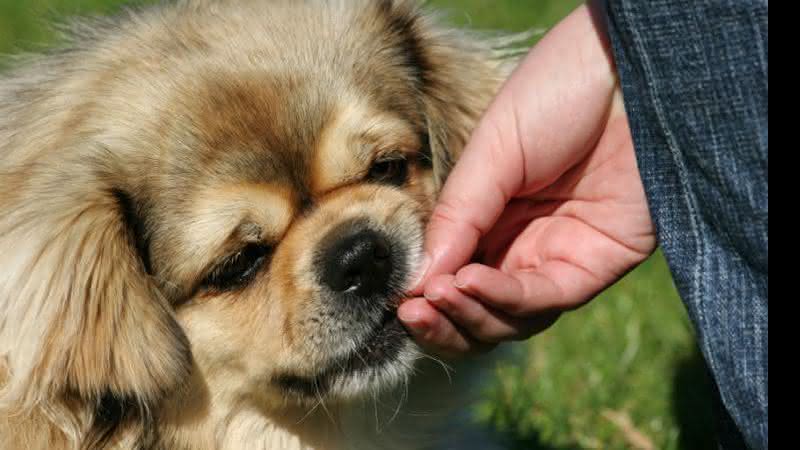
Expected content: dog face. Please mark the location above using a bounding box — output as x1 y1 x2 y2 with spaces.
0 0 517 445
168 74 434 403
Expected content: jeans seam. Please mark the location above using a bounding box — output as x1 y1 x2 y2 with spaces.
617 1 716 374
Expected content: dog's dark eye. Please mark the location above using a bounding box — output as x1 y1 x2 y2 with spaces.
202 244 271 291
367 157 409 186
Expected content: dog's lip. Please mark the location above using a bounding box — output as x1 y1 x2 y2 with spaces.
355 309 405 361
274 308 409 397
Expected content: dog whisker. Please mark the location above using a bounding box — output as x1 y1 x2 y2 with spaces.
417 351 455 385
313 378 336 427
295 397 324 426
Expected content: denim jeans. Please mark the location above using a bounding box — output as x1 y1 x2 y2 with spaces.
603 1 768 448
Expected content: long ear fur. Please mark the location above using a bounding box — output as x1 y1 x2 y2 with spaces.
381 0 528 188
0 13 192 441
0 159 191 442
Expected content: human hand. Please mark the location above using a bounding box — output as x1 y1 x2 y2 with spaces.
398 3 657 358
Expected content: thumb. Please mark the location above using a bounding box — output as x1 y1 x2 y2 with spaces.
413 106 524 292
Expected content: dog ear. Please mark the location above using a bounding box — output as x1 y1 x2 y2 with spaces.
381 0 527 188
0 164 191 414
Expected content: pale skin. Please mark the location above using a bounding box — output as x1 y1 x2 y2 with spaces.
398 2 658 358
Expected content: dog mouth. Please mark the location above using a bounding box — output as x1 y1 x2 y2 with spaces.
274 309 411 399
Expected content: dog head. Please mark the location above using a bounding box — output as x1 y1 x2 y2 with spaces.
0 0 519 443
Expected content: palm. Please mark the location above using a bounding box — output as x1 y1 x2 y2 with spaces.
480 106 656 310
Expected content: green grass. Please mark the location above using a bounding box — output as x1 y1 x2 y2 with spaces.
431 0 582 37
0 1 716 448
0 0 144 60
476 252 716 450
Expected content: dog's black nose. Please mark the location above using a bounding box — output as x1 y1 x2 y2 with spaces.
320 228 393 297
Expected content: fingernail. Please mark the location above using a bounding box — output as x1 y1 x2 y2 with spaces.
424 289 442 302
398 308 428 335
398 306 421 325
453 272 468 289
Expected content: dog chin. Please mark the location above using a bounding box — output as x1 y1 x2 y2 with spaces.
275 313 419 403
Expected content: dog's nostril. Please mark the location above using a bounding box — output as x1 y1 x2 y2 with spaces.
320 229 393 296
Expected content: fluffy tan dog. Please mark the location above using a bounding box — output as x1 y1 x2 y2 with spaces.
0 1 520 448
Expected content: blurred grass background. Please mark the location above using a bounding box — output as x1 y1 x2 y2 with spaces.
0 1 717 448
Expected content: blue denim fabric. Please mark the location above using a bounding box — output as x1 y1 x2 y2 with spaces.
603 1 768 449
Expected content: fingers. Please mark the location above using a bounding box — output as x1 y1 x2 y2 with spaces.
424 275 528 342
427 273 562 341
453 264 566 316
400 268 564 356
397 298 495 358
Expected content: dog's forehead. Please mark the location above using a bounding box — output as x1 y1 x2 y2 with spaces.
140 0 433 197
186 71 421 198
188 73 328 188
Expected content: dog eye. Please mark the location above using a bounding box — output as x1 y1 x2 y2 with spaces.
367 157 409 186
202 244 271 291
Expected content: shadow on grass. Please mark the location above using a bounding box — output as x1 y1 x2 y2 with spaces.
671 346 718 450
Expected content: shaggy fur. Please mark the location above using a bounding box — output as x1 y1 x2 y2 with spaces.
0 1 520 448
